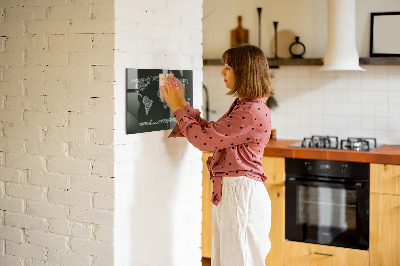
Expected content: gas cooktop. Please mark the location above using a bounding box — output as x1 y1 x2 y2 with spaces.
289 135 382 151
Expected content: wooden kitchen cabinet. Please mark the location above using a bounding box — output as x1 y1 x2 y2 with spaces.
264 184 285 266
284 241 369 266
201 154 286 266
262 156 285 266
202 152 213 258
370 163 400 195
370 163 400 266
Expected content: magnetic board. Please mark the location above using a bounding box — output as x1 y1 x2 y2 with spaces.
126 68 193 134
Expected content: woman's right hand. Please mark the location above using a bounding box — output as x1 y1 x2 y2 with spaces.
168 76 187 108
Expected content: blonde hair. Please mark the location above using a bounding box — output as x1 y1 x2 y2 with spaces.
221 44 273 99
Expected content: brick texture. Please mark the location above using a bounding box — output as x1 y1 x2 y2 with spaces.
0 1 115 264
0 0 204 265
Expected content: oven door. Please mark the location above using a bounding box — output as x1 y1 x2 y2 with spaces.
285 177 369 250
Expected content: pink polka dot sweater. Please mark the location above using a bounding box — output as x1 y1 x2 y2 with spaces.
169 97 272 206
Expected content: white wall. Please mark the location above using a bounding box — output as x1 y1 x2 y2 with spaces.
203 0 400 58
113 0 203 265
203 0 400 145
0 0 115 265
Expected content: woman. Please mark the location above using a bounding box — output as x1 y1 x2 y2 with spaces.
161 44 273 266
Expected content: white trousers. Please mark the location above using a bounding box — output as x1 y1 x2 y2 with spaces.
212 176 271 266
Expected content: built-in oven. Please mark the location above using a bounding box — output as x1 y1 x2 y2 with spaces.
285 158 369 250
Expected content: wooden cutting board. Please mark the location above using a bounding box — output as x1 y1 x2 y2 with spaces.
231 16 249 48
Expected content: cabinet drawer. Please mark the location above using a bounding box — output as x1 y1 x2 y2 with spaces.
284 241 369 266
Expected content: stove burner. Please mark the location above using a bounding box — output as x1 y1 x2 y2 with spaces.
295 136 378 151
301 135 339 149
340 137 377 151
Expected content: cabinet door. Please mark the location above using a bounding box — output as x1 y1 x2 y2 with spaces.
262 156 285 186
202 152 213 258
370 193 400 266
370 164 400 195
284 241 369 266
264 184 284 266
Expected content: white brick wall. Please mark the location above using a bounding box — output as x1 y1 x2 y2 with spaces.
1 0 204 264
114 0 203 266
0 0 115 265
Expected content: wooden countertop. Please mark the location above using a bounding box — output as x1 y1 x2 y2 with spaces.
263 139 400 165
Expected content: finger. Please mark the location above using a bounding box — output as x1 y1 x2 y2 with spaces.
165 80 176 92
160 85 168 95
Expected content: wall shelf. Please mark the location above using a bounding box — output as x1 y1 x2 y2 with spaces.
359 57 400 65
203 57 400 67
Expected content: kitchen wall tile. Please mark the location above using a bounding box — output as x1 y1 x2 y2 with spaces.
336 90 349 103
311 86 323 101
374 90 388 104
388 75 400 91
336 115 348 129
311 127 325 136
361 90 375 103
375 117 389 129
348 103 362 116
349 116 362 129
374 77 388 91
348 71 362 90
273 76 286 90
323 87 336 103
335 72 349 90
310 66 324 77
310 77 324 90
286 77 299 89
204 65 399 144
349 128 363 137
361 75 374 91
298 77 311 89
387 65 400 76
374 130 389 144
362 116 375 130
388 117 400 131
298 67 311 78
336 103 349 116
323 103 336 115
336 128 349 140
322 70 335 78
361 104 375 117
298 102 312 115
272 67 286 78
388 91 400 104
375 104 389 117
348 90 362 103
388 104 400 117
285 66 298 77
323 115 336 129
388 131 400 143
311 102 324 113
362 65 375 74
374 65 388 77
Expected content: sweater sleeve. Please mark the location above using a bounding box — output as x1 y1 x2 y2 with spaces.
172 105 257 152
168 104 211 138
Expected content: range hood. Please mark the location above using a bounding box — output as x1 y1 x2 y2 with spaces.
320 0 365 71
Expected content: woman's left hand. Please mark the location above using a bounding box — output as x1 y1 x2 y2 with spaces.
160 77 184 113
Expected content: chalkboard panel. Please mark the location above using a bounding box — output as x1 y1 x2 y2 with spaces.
126 68 193 134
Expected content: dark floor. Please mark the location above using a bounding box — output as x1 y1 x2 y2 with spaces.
202 257 211 266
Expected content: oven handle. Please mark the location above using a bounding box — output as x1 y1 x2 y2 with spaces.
286 177 364 189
